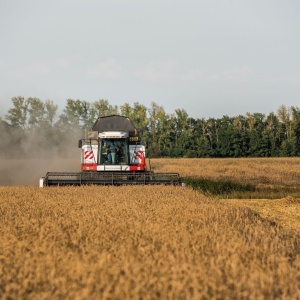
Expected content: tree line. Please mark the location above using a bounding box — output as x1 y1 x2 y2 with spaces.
1 96 300 158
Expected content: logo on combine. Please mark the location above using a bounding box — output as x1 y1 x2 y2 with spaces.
84 150 94 160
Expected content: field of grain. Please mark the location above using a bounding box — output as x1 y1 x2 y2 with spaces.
151 157 300 187
150 157 300 235
220 197 300 235
1 157 300 187
0 158 300 299
0 185 299 299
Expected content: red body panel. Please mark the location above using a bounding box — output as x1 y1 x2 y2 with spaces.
82 163 97 171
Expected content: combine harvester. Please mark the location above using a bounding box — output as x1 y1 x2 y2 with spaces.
40 115 181 186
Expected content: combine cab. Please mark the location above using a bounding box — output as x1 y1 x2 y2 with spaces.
40 115 181 186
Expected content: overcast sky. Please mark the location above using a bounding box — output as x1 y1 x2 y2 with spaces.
1 0 299 119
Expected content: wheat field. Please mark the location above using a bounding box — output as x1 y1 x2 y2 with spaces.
151 157 300 187
0 183 299 299
151 157 300 235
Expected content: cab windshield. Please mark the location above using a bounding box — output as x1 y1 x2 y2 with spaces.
99 138 128 165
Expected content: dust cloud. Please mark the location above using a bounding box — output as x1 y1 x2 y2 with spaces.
0 128 83 186
0 158 80 186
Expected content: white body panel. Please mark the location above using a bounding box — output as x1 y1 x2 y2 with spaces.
82 144 98 164
99 131 128 139
129 145 145 164
97 165 130 171
39 178 44 188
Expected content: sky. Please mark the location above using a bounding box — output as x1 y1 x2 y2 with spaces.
0 0 300 120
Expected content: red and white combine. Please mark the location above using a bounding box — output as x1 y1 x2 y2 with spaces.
40 115 181 186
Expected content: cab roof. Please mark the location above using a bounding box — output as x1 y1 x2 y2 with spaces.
91 115 136 132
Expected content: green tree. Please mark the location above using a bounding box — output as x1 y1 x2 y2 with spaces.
27 97 45 128
265 112 280 156
131 102 149 144
0 118 14 157
277 105 293 156
4 97 30 156
93 99 119 117
5 96 29 131
246 113 269 156
216 116 235 157
232 115 248 157
120 102 149 145
174 109 188 155
44 100 58 127
197 135 211 157
216 116 247 157
184 117 199 158
148 102 167 157
59 99 96 130
290 106 300 156
120 102 133 117
195 118 209 157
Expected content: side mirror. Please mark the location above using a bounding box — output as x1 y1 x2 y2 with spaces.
78 140 82 148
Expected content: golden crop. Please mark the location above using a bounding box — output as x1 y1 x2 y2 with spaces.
151 157 300 187
0 185 299 299
151 157 300 234
222 197 300 235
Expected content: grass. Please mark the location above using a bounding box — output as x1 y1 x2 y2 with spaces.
182 176 300 199
182 177 255 195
